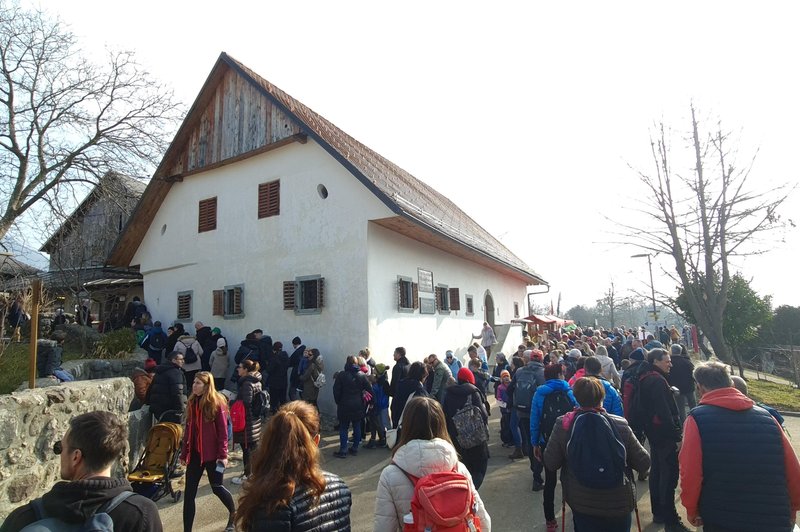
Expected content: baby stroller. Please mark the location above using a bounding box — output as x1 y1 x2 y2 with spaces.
128 411 184 503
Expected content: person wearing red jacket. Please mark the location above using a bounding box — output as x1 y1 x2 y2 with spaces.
180 371 235 532
680 361 800 531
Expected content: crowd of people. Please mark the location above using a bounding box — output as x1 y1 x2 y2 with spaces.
7 312 800 532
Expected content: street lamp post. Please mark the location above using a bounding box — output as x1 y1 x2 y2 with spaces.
631 253 658 327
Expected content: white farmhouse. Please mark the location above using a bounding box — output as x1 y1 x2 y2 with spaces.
109 53 546 412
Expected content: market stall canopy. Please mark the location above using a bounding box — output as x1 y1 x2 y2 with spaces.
526 314 575 327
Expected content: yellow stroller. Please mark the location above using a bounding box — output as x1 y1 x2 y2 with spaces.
128 416 184 503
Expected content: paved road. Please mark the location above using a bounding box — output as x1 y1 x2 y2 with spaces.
156 401 800 532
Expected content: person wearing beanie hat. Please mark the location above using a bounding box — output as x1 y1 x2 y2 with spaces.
443 365 489 489
444 349 462 378
365 360 391 449
209 334 230 391
457 367 476 385
144 358 158 372
500 369 511 380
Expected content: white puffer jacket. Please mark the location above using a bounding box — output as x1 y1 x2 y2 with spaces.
373 438 491 532
597 354 621 388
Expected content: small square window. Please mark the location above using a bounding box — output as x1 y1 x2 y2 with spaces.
213 286 244 318
466 295 474 316
284 276 324 314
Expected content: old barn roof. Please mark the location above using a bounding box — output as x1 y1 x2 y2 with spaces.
109 53 546 286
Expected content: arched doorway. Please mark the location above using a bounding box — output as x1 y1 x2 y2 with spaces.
484 291 495 328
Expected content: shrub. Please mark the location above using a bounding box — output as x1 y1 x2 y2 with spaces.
93 328 136 359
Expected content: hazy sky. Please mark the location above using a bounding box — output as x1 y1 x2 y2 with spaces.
30 0 800 311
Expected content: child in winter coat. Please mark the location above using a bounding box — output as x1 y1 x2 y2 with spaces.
365 364 391 448
496 370 513 447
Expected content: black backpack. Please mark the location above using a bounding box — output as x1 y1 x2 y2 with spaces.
251 389 270 418
539 390 574 444
148 332 166 351
566 410 626 490
513 369 539 414
184 345 198 364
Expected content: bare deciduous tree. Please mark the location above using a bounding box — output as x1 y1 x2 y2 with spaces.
620 105 793 363
0 1 182 240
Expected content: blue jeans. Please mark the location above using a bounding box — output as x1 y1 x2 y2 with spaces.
572 510 632 531
339 419 362 452
510 409 522 446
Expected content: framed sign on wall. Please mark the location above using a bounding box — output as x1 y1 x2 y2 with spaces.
418 268 434 293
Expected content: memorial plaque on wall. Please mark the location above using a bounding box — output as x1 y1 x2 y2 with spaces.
418 268 434 293
419 297 435 314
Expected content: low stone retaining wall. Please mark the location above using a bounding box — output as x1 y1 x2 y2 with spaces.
16 352 148 391
0 378 148 521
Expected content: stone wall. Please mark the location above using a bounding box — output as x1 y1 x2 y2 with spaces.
16 353 148 392
0 378 144 521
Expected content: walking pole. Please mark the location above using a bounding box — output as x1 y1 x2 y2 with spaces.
561 494 566 532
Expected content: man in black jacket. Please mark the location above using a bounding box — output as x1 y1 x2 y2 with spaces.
389 347 410 428
0 411 163 532
667 343 695 425
194 321 216 372
639 348 688 532
288 336 306 400
145 351 187 423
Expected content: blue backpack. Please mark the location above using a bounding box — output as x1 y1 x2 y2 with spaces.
21 491 135 531
566 411 626 489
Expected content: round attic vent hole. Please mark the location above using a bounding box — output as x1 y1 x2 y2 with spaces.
160 224 167 235
317 184 329 199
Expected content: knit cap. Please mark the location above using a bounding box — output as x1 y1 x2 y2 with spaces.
500 370 511 379
457 367 476 385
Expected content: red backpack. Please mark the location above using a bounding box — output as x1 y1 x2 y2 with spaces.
394 463 481 532
230 400 246 433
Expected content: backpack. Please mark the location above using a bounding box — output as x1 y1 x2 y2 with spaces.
147 332 166 352
566 410 626 490
539 390 574 445
394 464 481 532
513 369 538 414
621 365 656 432
251 389 270 418
313 372 326 389
230 400 246 433
22 491 135 532
452 394 489 449
184 344 198 364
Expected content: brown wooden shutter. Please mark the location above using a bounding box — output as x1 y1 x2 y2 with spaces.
466 297 474 315
258 180 280 218
177 293 191 320
449 288 460 310
198 197 217 232
233 287 243 314
283 281 296 310
434 287 441 311
396 281 402 310
212 290 224 315
412 282 419 310
316 278 325 308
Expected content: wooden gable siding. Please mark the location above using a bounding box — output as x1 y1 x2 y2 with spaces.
168 69 301 177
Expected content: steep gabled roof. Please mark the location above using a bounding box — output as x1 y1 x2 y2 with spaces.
41 173 146 254
110 53 546 286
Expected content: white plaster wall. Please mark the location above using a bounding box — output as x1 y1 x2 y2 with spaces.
366 223 531 367
131 140 393 413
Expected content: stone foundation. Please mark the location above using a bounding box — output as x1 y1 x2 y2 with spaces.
0 378 147 521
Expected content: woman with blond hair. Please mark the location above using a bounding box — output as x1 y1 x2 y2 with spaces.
235 401 352 531
374 396 491 531
180 371 235 532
